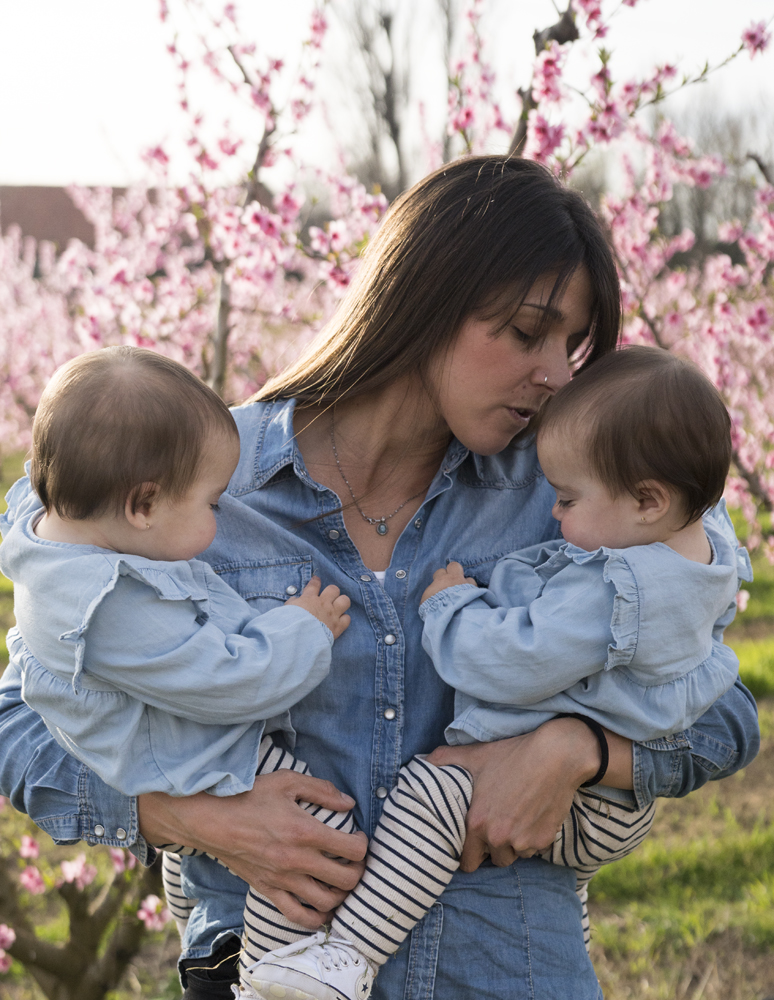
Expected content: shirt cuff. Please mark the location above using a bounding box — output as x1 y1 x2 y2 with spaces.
418 584 480 619
80 765 156 865
31 762 155 866
632 727 738 811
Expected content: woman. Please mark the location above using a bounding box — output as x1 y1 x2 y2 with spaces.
0 156 759 999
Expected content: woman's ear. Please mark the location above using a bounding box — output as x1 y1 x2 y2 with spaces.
635 480 672 524
124 482 161 532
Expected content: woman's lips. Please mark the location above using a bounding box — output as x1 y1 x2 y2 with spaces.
507 406 535 427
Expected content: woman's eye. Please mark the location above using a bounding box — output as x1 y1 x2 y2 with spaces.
511 326 535 345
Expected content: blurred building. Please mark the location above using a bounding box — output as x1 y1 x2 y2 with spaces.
0 186 94 248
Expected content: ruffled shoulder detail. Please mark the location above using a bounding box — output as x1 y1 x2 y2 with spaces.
59 556 209 693
601 552 640 669
0 469 41 539
704 499 753 583
532 542 640 669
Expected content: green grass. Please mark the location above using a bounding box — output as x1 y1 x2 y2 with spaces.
731 637 774 698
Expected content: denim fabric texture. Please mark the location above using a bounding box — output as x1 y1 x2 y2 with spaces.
0 480 333 797
0 397 761 998
420 502 752 745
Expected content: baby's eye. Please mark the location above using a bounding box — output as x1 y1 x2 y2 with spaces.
555 498 573 508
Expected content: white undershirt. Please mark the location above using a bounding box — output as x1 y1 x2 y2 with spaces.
373 569 386 585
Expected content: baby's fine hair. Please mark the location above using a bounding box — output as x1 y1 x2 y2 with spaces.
31 346 238 520
539 346 732 525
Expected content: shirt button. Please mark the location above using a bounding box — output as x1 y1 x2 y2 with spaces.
383 708 396 720
395 570 407 579
116 828 127 841
414 518 422 529
328 529 340 540
285 585 298 595
375 786 389 799
360 574 371 582
94 824 105 837
384 634 397 645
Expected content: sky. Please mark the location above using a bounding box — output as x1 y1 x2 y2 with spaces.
0 0 772 187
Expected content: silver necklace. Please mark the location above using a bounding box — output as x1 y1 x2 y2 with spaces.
330 417 427 535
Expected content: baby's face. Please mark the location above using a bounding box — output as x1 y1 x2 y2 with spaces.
537 429 644 551
146 430 240 562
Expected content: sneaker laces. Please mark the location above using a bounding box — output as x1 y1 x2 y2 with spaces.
316 937 365 973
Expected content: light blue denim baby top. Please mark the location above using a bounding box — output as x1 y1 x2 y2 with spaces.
420 502 752 744
0 473 333 797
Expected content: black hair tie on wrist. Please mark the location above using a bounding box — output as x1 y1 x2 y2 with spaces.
555 713 609 788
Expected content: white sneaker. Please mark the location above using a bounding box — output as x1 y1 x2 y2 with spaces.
245 931 375 1000
232 984 261 999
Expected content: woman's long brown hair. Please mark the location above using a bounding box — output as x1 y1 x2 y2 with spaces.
251 155 621 408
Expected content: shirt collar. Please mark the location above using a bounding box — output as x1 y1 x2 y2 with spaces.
231 396 474 495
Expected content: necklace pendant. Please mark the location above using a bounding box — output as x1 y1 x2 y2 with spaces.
376 521 388 536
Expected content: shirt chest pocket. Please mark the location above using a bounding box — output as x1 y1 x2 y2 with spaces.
215 555 314 613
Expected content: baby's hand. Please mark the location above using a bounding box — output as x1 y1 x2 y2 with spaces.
286 576 351 639
421 561 477 604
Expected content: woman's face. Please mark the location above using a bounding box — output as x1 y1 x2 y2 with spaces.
431 267 594 455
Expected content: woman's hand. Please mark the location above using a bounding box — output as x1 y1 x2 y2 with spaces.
138 770 367 928
420 561 477 604
427 717 633 871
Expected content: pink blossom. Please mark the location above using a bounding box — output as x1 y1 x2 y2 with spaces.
19 866 45 895
450 106 475 133
524 111 565 163
0 926 15 950
309 8 327 48
736 589 750 613
137 894 171 932
60 853 97 890
218 137 242 157
144 145 169 167
109 848 137 873
742 21 771 57
19 835 39 860
275 191 301 225
0 954 11 974
532 41 566 104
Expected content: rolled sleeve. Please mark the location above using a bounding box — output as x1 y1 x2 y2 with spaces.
0 657 154 865
632 673 760 810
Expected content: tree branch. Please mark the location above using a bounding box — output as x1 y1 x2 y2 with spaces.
509 3 578 155
732 449 774 514
747 152 773 186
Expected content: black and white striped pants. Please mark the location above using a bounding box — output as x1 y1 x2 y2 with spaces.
160 736 655 978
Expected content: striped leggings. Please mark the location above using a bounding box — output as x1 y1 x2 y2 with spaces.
161 737 655 979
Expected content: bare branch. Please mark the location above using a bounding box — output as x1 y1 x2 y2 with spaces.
206 269 232 398
747 152 773 186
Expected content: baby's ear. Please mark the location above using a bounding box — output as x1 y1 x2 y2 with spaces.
635 479 672 522
124 482 161 531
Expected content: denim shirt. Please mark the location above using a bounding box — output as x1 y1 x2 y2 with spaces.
420 503 752 745
0 399 760 937
0 476 333 797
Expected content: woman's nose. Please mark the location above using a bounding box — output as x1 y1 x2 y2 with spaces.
532 346 572 392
